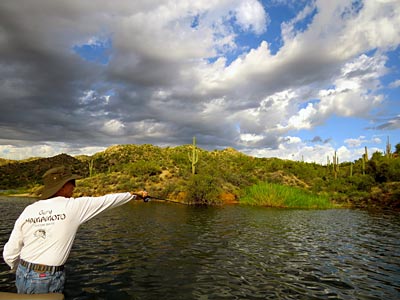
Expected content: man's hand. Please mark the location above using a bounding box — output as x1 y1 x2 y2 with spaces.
132 190 148 199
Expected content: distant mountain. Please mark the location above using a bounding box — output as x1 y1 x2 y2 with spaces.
0 153 85 189
0 158 16 166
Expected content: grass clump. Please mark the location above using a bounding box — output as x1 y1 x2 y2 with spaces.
240 182 333 209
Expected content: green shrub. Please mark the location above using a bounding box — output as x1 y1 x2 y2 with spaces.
122 160 161 177
240 182 333 209
185 174 222 205
348 174 375 191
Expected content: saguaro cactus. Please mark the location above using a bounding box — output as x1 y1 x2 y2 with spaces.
188 136 199 174
362 156 366 175
386 136 392 158
362 147 368 175
88 159 94 177
326 156 330 173
333 151 339 179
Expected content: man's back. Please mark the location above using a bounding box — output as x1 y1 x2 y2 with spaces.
4 192 133 268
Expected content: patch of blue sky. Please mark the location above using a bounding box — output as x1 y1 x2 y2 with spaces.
376 47 400 119
323 84 336 90
340 0 364 20
293 115 371 147
235 122 241 133
225 1 316 66
234 5 296 57
1 148 10 155
298 98 320 110
191 14 200 29
105 88 116 97
363 47 377 58
206 57 219 64
73 38 112 65
380 46 400 87
206 1 315 66
378 87 400 116
221 13 281 65
291 7 317 34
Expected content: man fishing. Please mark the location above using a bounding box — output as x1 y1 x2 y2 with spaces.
3 166 147 294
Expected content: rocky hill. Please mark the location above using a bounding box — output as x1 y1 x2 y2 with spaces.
0 144 399 208
0 153 85 189
0 158 15 166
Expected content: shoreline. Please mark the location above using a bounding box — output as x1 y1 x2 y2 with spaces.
0 192 37 198
0 192 398 211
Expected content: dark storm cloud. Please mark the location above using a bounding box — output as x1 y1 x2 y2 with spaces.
311 136 332 144
373 116 400 131
0 0 399 161
0 1 105 144
311 136 323 143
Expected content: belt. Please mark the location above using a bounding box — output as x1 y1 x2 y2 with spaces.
20 259 64 273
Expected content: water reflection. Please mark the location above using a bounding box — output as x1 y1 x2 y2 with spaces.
1 197 399 299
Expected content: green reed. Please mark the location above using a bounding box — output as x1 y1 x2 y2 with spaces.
240 182 333 209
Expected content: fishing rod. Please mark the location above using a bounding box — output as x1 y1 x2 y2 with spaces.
145 195 185 204
132 193 185 204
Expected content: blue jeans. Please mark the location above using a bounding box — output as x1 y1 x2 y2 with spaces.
16 263 66 294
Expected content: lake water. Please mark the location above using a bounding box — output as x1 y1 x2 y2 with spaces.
0 196 399 300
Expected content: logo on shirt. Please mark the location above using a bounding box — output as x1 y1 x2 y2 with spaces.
25 212 66 224
34 229 46 239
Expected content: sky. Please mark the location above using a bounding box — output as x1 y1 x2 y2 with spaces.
0 0 399 164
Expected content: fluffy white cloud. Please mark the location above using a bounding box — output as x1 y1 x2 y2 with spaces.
102 119 126 136
0 143 106 160
287 103 317 130
389 79 400 88
246 136 386 165
246 136 336 164
317 54 387 117
345 136 367 148
235 0 268 35
344 136 385 149
240 133 264 143
0 0 399 163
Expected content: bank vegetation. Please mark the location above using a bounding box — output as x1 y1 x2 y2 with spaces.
0 141 399 209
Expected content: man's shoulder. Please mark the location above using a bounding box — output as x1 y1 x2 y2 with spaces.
25 197 69 209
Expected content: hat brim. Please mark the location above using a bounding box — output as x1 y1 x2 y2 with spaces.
41 174 81 199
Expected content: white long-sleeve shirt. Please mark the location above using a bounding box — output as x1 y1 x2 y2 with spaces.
3 192 135 269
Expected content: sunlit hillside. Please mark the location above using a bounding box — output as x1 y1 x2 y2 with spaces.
0 143 399 209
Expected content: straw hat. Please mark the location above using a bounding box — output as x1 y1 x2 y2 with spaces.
41 166 81 199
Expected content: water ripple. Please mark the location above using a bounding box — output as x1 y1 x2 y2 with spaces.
1 198 399 299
